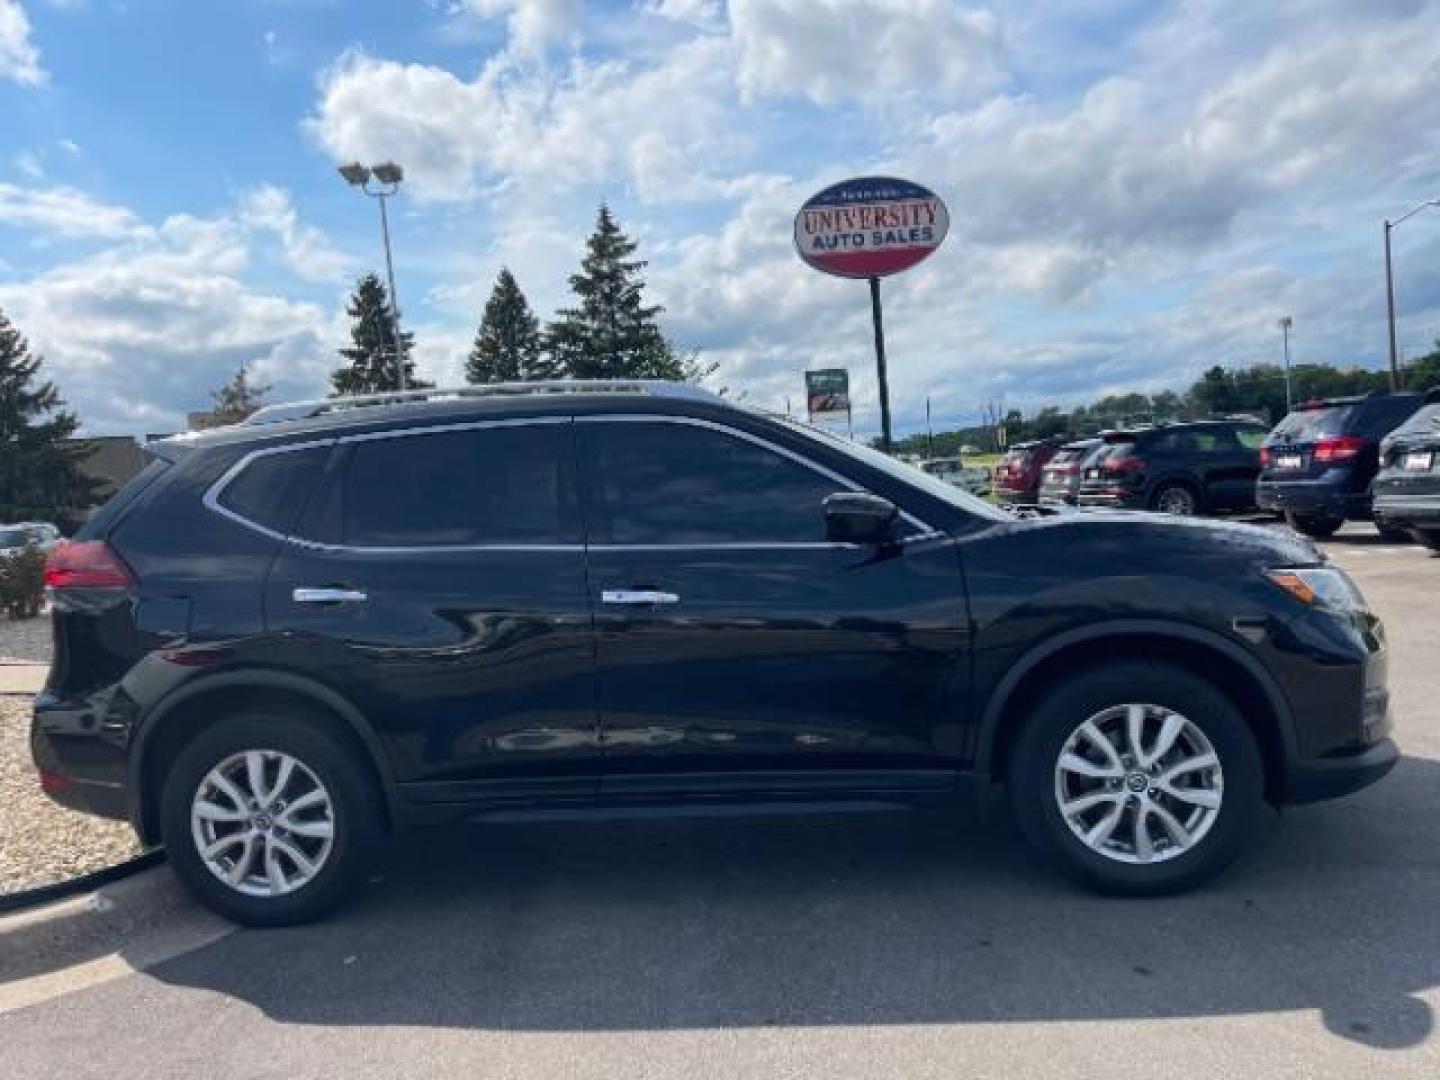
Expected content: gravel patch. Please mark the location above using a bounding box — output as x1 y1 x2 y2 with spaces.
0 614 53 665
0 697 142 895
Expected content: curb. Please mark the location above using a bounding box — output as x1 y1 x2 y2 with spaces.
0 849 166 915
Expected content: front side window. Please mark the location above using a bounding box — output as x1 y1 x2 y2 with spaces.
586 421 843 544
338 424 579 547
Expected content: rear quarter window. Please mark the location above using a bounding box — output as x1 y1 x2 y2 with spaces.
216 445 331 536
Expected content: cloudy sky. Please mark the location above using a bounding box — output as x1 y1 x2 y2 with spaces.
2 0 1440 438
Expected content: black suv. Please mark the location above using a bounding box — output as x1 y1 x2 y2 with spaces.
1076 420 1269 515
1372 389 1440 550
33 382 1395 925
1257 392 1425 539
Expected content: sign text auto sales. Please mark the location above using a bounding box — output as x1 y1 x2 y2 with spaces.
799 200 941 252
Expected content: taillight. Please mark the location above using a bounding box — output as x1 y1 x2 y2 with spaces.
1104 456 1147 475
1259 447 1272 468
1313 435 1368 463
43 540 135 589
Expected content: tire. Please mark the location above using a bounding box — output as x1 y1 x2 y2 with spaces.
160 710 383 926
1008 661 1264 896
1285 511 1342 539
1414 530 1440 553
1376 524 1412 544
1150 482 1199 516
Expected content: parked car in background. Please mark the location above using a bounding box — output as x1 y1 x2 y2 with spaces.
957 465 992 498
1038 438 1103 505
32 380 1396 925
1372 389 1440 551
918 457 965 485
994 439 1064 504
1077 420 1267 518
1257 392 1425 538
0 522 63 558
1077 420 1269 516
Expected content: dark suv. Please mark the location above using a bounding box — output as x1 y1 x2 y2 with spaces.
33 382 1395 925
1076 420 1269 515
1257 393 1425 538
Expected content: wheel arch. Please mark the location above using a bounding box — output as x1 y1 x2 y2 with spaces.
129 670 399 845
977 621 1297 801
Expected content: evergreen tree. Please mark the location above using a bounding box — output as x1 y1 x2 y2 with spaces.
330 273 424 395
208 364 271 425
465 268 552 383
547 205 682 380
0 307 99 526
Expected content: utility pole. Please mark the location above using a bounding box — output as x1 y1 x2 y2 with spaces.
1278 316 1294 413
1382 198 1440 392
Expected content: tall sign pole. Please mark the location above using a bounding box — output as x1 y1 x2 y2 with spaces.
794 176 949 453
868 276 892 450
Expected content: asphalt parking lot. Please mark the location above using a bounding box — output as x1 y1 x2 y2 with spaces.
1 523 1436 1079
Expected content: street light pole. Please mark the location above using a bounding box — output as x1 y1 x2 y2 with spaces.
1282 319 1293 409
339 161 408 392
1382 198 1440 393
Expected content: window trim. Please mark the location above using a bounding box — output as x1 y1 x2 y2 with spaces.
204 413 939 553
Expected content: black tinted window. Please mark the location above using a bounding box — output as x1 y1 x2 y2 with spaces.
588 422 841 544
220 446 329 534
340 424 578 546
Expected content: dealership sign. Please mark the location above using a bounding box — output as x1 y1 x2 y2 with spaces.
805 368 850 419
793 176 949 279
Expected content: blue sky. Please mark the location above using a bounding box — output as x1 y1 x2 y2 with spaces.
2 0 1440 437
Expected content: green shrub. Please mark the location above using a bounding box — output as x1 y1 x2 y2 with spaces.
0 544 47 620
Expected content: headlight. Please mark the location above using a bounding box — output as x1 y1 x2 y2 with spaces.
1265 567 1368 614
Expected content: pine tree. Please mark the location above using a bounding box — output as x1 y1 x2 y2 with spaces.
547 205 682 380
330 273 425 395
465 268 553 383
208 364 271 425
0 307 99 526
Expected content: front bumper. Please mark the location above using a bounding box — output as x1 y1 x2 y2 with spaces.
1282 737 1399 804
1256 478 1371 519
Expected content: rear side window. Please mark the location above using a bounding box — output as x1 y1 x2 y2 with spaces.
218 445 330 535
1236 427 1267 449
1272 406 1352 441
338 424 579 547
586 421 841 544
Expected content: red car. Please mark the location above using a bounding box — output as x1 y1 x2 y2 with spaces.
994 440 1064 504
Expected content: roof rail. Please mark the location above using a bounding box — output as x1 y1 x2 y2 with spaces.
243 380 723 427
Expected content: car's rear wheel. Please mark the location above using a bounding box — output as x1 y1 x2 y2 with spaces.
160 711 383 926
1285 511 1342 539
1150 482 1199 516
1008 662 1263 895
1376 523 1412 543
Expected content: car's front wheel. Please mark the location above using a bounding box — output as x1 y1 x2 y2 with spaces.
1008 662 1263 895
159 711 383 926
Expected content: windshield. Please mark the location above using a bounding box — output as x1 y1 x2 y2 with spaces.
1272 406 1352 441
770 416 1008 523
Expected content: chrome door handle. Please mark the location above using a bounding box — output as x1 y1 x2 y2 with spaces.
293 587 368 604
601 590 680 605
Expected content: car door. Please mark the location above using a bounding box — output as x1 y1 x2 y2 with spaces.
1200 425 1261 510
263 418 600 801
577 415 971 798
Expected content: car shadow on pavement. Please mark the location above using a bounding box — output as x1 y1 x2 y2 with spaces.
143 755 1439 1051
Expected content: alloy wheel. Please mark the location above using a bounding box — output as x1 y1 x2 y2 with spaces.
1155 486 1196 515
1053 703 1224 865
190 749 336 897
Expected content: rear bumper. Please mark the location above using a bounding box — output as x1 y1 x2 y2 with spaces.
1076 490 1144 509
30 689 136 825
1256 478 1370 519
995 488 1040 505
1373 492 1440 526
1281 737 1399 804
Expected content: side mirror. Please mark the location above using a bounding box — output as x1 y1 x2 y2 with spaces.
824 492 899 545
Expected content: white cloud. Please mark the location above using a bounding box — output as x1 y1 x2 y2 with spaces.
641 0 723 31
729 0 1005 105
465 0 583 56
307 35 742 203
0 182 145 238
237 184 352 282
0 0 45 85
